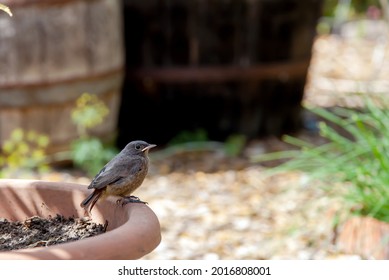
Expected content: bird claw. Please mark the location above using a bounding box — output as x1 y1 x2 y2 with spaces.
117 196 147 206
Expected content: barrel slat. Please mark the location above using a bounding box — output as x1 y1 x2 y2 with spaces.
0 0 124 154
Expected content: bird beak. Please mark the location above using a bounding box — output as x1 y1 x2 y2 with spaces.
142 144 156 152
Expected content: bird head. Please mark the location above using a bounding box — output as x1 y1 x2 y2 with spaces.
127 140 156 155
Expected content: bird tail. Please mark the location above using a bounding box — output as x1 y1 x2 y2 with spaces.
80 189 103 215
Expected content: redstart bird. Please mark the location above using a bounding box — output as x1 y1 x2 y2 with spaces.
80 140 156 214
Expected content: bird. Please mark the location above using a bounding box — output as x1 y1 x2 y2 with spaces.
80 140 156 215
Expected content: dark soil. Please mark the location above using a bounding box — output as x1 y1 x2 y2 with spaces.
0 214 107 252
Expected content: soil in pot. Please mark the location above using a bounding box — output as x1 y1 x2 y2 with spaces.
0 214 107 252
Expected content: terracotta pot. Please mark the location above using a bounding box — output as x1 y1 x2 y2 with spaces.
0 179 161 260
337 216 389 259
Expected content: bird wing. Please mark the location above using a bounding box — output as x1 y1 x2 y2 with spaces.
88 157 143 190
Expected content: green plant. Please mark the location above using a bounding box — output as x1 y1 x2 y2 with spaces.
167 129 246 156
0 129 50 177
71 137 117 176
71 93 109 137
252 97 389 223
168 128 209 146
223 134 246 157
317 0 387 35
70 93 118 176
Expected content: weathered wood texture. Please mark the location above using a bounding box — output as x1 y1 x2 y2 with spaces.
0 0 124 153
119 0 323 145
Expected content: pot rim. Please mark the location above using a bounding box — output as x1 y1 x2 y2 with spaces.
0 179 161 260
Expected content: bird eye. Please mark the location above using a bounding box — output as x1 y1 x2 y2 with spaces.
135 144 141 150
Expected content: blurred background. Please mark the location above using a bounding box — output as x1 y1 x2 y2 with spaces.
0 0 388 259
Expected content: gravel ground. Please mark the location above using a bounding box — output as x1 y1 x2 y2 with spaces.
138 144 353 260
142 162 338 259
40 135 355 260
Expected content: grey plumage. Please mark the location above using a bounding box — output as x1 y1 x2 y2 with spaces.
80 140 156 214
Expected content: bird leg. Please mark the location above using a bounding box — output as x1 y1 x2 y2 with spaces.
117 195 148 206
103 220 109 231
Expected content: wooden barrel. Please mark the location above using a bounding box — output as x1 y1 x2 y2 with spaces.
0 0 124 154
119 0 323 145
